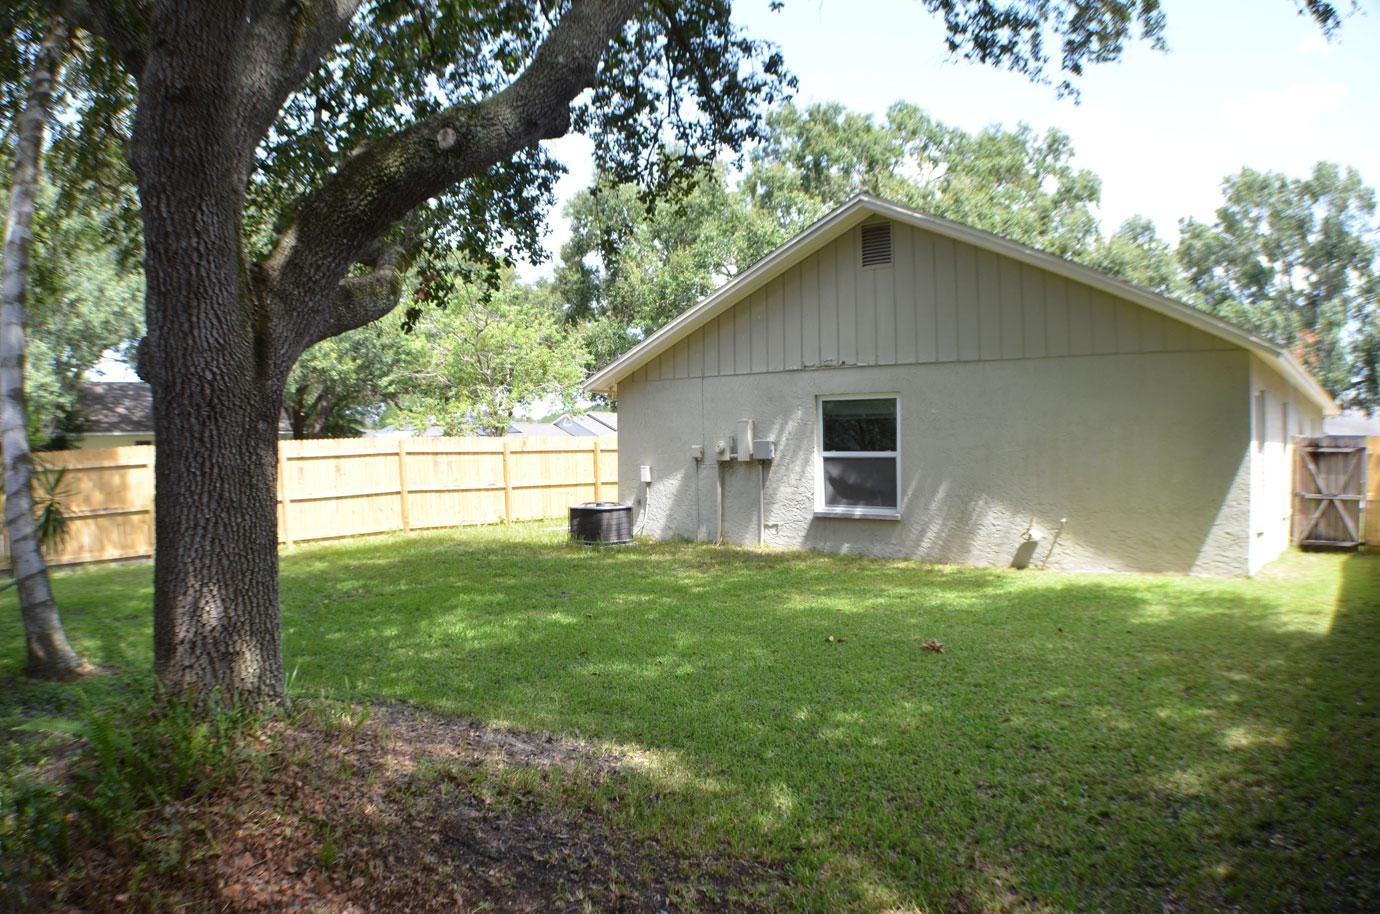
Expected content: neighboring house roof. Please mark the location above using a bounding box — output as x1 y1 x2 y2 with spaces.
584 410 618 432
584 193 1336 414
76 382 154 434
1323 411 1380 436
507 421 570 437
553 413 617 436
77 381 294 437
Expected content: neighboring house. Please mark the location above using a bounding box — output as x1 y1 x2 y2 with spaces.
553 411 618 436
586 194 1335 577
73 381 292 448
71 382 156 448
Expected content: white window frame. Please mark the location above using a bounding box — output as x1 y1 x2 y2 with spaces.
815 393 902 520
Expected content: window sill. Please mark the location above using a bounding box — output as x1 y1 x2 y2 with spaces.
813 508 901 521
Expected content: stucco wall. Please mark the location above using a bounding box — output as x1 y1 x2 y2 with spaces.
619 349 1256 576
1248 356 1326 573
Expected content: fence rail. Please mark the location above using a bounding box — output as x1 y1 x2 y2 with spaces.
1 435 617 570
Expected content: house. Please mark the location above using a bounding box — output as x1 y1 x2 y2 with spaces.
73 382 292 448
585 195 1335 576
71 382 157 448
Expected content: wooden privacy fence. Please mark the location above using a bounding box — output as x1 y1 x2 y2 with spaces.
1369 436 1380 547
1292 436 1376 548
0 435 617 569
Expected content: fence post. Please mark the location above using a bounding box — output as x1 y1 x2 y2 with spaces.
145 449 156 556
592 439 602 502
278 444 293 548
501 439 512 523
397 438 411 534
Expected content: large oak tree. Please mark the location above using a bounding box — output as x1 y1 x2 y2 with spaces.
35 0 1341 704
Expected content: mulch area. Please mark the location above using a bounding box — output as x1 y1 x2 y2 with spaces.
28 704 782 913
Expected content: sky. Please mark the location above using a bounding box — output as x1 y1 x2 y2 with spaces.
521 0 1380 281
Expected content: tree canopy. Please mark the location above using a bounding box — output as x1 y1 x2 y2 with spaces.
1178 163 1380 405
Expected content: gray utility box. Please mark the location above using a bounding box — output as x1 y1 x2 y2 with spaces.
752 439 776 461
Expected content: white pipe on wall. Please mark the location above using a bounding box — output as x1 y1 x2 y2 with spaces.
758 461 765 547
715 460 724 545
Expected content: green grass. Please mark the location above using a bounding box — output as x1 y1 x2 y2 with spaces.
3 526 1378 913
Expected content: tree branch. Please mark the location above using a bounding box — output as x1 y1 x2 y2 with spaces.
264 0 647 361
52 0 149 75
309 239 408 349
236 0 362 147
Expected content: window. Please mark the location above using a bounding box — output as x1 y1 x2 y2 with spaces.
817 396 900 517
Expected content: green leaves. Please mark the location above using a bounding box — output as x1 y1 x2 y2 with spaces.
26 180 144 446
394 273 590 436
1177 163 1380 406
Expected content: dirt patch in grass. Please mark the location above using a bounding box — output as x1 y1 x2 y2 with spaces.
27 704 782 913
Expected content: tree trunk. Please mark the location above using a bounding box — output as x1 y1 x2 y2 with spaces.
148 355 285 702
1 17 87 681
131 8 288 705
88 0 644 706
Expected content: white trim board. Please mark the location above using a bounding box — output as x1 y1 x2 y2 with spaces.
583 194 1336 415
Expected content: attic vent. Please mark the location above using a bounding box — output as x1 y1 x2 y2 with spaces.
860 222 892 267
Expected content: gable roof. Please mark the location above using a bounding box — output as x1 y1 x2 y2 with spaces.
554 412 618 436
76 382 155 434
584 194 1335 414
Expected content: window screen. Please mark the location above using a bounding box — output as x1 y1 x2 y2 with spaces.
819 397 899 512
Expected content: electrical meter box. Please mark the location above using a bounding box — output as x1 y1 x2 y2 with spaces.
752 439 776 461
735 419 755 462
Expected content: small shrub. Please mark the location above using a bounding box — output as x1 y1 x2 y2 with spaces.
0 687 276 910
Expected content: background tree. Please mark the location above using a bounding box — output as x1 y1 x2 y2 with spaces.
284 319 413 438
747 102 1103 258
1085 215 1183 297
561 99 1378 415
1 15 86 679
1178 163 1380 404
27 182 144 446
397 276 588 436
555 171 784 368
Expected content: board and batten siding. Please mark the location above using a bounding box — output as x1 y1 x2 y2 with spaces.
626 222 1229 387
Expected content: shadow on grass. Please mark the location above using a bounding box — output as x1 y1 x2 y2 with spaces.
273 531 1379 913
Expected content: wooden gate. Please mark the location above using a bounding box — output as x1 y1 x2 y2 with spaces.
1293 437 1367 548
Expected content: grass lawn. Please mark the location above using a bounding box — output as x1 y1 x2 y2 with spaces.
3 525 1377 913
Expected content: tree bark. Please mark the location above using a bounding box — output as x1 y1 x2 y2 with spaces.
129 4 290 704
1 17 88 681
79 0 645 705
